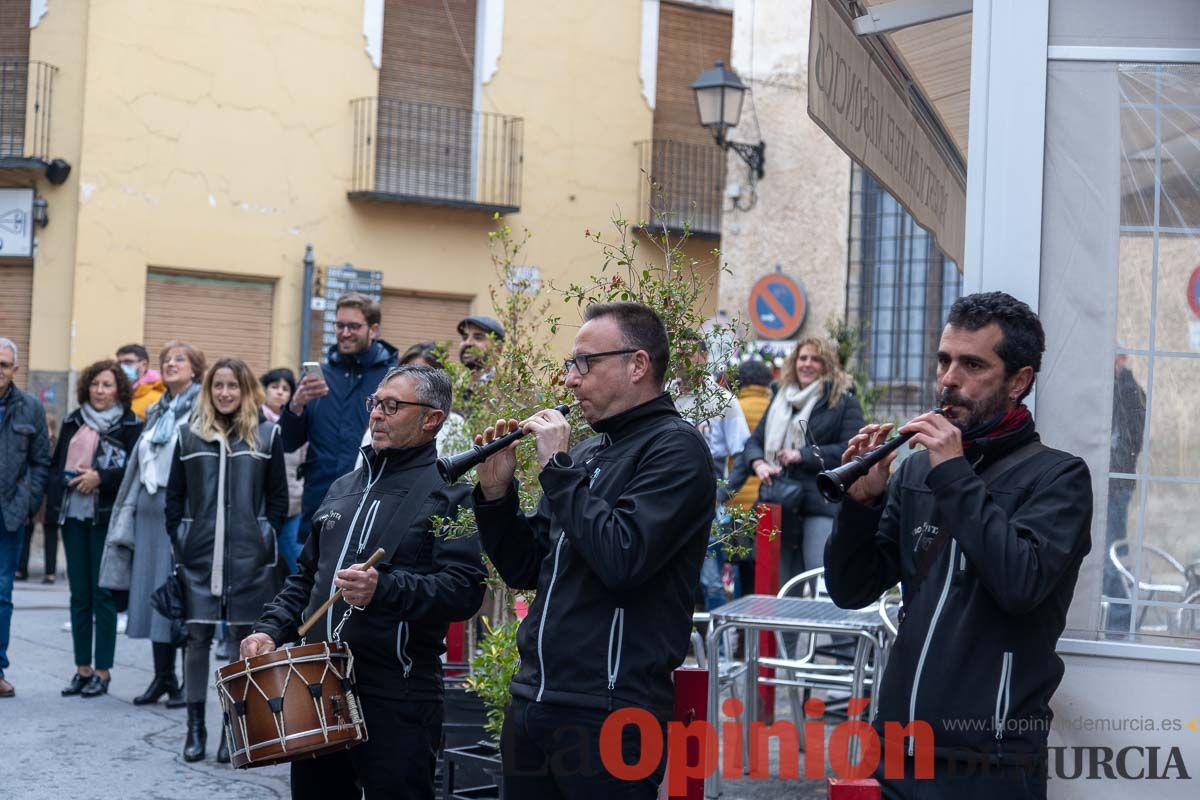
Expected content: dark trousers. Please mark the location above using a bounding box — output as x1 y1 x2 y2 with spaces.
1103 481 1136 632
62 518 117 670
501 699 666 800
185 622 251 703
290 695 442 800
18 521 57 577
877 755 1047 800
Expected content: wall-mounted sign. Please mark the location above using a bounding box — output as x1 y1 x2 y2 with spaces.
0 188 33 258
748 273 808 340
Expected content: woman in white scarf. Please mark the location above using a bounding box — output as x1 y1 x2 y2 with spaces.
99 341 206 709
743 337 863 584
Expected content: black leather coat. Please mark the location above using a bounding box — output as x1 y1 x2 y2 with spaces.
165 420 288 624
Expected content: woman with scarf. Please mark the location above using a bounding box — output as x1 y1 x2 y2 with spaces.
167 357 287 763
47 361 142 697
99 341 206 707
743 337 864 584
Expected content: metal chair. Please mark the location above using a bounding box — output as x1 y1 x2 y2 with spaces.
690 611 746 701
1109 542 1188 633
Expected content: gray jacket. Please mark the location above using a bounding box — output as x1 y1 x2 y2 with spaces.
0 386 50 534
98 402 184 591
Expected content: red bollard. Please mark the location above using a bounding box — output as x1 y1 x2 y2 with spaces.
753 503 782 723
445 621 465 677
828 778 881 799
669 666 710 800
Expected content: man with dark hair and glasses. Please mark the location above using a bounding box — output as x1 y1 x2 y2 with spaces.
246 364 486 799
281 292 399 543
471 301 716 798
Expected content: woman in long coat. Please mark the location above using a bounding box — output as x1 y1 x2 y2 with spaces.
99 341 206 707
166 356 287 763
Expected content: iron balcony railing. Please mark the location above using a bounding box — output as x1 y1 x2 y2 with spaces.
636 139 725 238
350 97 523 213
0 61 57 164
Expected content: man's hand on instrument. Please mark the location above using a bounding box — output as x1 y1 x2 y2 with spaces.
335 564 379 607
476 418 521 501
842 423 896 505
751 459 782 485
240 632 276 659
522 407 572 469
900 411 963 469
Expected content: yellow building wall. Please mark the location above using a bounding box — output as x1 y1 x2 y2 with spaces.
27 0 698 373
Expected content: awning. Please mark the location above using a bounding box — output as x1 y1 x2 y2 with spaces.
807 0 971 266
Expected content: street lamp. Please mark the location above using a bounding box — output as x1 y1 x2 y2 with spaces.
691 61 765 180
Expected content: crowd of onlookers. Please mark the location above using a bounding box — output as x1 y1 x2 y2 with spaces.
0 288 856 761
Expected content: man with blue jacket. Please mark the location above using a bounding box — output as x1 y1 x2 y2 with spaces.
282 293 398 541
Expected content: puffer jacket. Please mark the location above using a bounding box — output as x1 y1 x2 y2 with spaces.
0 386 50 534
165 420 288 624
825 417 1093 763
45 409 142 529
474 393 716 719
280 340 399 537
254 441 486 701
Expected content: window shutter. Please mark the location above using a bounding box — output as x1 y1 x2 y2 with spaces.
0 263 32 389
144 271 276 376
654 2 733 146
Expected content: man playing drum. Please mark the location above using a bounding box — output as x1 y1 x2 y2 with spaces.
242 365 487 799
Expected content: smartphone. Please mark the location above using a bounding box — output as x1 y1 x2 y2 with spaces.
300 361 321 382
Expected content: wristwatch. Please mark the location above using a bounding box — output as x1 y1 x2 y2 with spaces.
549 451 574 469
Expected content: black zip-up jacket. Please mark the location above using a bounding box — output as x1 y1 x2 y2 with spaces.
474 393 716 719
824 418 1092 763
45 409 142 529
254 441 486 702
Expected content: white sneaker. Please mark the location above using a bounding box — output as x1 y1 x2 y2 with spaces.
61 619 72 632
117 612 128 634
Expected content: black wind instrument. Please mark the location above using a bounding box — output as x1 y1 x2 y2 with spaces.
815 408 945 502
437 404 574 483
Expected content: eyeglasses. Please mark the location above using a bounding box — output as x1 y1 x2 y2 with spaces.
0 361 13 372
365 395 435 416
335 322 366 332
563 349 640 376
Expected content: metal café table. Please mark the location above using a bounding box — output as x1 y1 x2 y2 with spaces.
704 594 887 798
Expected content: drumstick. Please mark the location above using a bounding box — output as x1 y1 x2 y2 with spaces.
297 547 386 637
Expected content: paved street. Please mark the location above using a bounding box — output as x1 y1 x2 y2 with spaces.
1 577 290 799
1 547 825 799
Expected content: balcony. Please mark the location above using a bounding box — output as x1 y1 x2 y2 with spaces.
350 97 523 214
635 139 726 239
0 61 59 174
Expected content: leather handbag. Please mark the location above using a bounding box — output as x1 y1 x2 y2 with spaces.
151 566 190 648
757 475 807 515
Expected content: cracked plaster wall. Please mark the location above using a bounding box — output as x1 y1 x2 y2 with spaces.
718 0 850 342
32 0 665 369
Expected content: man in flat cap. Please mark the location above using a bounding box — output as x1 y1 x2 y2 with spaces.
457 315 505 375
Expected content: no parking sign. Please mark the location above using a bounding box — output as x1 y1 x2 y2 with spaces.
749 273 808 339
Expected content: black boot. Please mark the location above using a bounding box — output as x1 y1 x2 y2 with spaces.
183 702 206 762
137 642 184 706
216 723 230 764
133 673 172 705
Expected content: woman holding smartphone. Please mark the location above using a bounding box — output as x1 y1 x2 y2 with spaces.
166 356 287 763
46 360 142 697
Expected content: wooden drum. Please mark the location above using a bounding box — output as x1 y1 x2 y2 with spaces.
214 641 368 769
